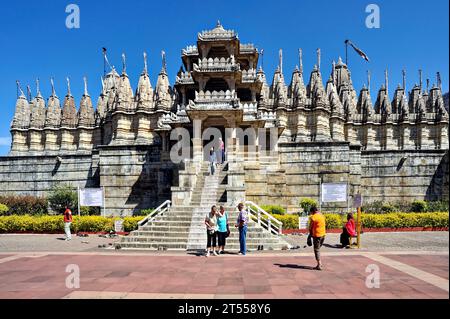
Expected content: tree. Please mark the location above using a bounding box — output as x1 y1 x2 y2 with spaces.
47 184 78 214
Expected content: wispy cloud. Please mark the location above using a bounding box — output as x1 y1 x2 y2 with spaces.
0 137 11 146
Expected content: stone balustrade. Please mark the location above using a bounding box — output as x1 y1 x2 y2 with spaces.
182 45 198 55
193 57 240 72
242 68 257 82
175 72 194 85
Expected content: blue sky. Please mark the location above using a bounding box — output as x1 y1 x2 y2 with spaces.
0 0 448 155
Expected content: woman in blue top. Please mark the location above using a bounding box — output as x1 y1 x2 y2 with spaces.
217 205 229 254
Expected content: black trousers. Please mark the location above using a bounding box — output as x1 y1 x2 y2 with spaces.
340 228 351 247
206 231 217 248
217 231 227 247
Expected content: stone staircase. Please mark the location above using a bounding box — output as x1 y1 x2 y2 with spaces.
118 162 290 251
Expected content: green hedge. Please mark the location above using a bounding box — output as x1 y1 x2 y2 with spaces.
270 212 449 230
0 215 142 233
0 195 48 215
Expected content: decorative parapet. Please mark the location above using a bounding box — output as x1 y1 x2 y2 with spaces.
240 43 257 54
193 57 240 72
190 90 239 109
198 24 237 41
175 72 194 85
242 68 257 83
242 102 257 121
182 45 198 56
257 111 276 121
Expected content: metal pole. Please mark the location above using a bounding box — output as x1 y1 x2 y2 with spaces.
319 177 322 212
357 206 362 248
345 42 348 66
102 186 106 217
77 186 81 216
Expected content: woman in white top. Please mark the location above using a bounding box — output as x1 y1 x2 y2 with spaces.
205 205 219 256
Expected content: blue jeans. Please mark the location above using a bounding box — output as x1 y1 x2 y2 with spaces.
239 225 247 255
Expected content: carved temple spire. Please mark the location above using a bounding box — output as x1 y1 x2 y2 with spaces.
78 76 95 127
30 79 46 129
11 81 31 129
136 52 154 109
61 77 78 128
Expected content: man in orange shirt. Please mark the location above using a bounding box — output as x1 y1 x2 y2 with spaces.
64 206 73 241
309 206 326 270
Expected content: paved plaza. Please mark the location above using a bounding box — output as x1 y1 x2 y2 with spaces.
0 232 448 299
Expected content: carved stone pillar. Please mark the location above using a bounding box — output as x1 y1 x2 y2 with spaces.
401 123 414 150
296 110 308 142
365 123 377 150
419 123 431 150
384 123 395 150
78 128 94 151
44 129 60 152
28 129 44 152
10 130 28 154
314 109 331 141
60 129 77 151
330 117 345 141
439 122 449 149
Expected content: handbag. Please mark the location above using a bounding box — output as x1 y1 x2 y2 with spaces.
226 224 230 238
307 234 312 247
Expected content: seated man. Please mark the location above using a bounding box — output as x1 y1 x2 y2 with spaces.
340 213 356 248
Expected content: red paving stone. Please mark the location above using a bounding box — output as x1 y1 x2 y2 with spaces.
0 253 447 299
381 254 449 280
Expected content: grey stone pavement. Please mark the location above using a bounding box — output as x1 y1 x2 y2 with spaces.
0 231 448 253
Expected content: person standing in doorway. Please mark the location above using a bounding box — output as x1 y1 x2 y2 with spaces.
309 206 326 270
235 203 248 255
64 206 73 241
205 205 218 257
219 137 225 164
209 147 216 175
217 205 229 254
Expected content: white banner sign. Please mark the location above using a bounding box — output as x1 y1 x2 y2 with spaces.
299 216 309 229
114 219 124 232
79 188 104 207
321 183 347 203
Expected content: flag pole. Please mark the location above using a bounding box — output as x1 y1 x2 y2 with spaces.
345 41 348 66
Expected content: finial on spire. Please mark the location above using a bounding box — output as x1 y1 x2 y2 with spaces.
278 49 283 74
16 80 24 98
51 77 56 96
161 50 167 72
332 60 336 84
65 77 71 96
36 78 41 96
217 20 221 27
100 76 105 94
298 48 303 74
437 72 441 90
402 69 406 91
316 48 321 71
419 69 423 92
367 70 371 95
83 76 88 96
143 51 148 73
26 85 31 102
121 53 127 74
426 78 430 92
384 68 389 94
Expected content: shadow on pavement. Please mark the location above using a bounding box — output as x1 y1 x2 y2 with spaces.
274 263 316 270
323 243 344 249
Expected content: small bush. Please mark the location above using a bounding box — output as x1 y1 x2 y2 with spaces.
47 185 78 214
271 214 298 229
411 200 428 213
260 205 286 215
299 198 318 214
0 195 48 215
426 201 449 212
0 204 9 216
0 215 142 233
135 208 155 216
80 206 101 216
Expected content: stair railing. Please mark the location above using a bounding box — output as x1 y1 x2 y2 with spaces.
138 200 172 227
244 200 283 235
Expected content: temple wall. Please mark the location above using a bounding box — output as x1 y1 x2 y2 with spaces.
360 149 449 202
98 145 176 216
0 154 98 197
243 142 448 213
